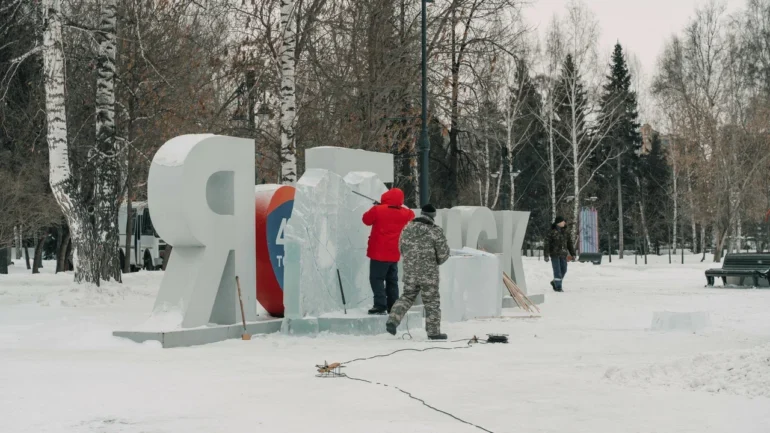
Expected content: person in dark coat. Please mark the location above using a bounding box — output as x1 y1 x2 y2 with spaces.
543 216 576 292
362 188 415 314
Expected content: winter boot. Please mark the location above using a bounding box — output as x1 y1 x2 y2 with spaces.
386 321 397 336
428 333 447 340
550 280 557 291
368 306 387 315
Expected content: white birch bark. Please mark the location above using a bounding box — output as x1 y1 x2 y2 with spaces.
280 0 298 184
548 107 557 221
617 156 624 258
14 226 22 259
42 0 83 275
483 134 490 207
636 177 652 252
412 142 420 208
492 161 503 209
571 84 580 250
672 146 678 253
687 168 697 252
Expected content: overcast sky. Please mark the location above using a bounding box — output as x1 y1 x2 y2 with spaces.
522 0 745 74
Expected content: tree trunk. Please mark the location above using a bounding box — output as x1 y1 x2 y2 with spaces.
492 161 503 209
14 226 22 259
33 234 46 274
483 134 490 207
617 155 624 259
65 237 73 271
672 150 678 253
24 241 31 270
92 0 122 284
56 227 70 273
280 0 298 184
0 248 9 274
124 190 133 274
506 115 515 210
548 109 557 221
636 177 652 251
411 142 419 208
446 10 461 208
701 224 706 258
687 169 697 253
714 226 729 262
43 0 88 282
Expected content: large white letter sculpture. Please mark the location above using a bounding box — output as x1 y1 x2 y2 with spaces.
435 208 530 293
148 134 256 328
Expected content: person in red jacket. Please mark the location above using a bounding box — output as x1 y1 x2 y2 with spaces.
362 188 415 314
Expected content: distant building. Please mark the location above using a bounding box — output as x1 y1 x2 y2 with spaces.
639 123 669 155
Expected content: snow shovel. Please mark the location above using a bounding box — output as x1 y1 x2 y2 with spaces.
235 276 251 340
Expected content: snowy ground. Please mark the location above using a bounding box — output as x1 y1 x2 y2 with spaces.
1 254 769 433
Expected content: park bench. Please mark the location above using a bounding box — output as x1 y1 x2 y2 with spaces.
578 252 602 265
704 253 770 287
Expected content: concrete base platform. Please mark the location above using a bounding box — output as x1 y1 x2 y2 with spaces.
502 293 545 309
113 318 283 348
281 307 424 336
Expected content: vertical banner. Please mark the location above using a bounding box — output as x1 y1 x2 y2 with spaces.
579 207 599 253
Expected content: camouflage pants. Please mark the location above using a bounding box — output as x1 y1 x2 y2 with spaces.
387 284 441 336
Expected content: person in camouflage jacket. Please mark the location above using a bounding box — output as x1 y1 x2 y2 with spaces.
386 204 451 340
543 216 576 292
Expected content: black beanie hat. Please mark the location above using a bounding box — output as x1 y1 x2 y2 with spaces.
554 216 565 224
421 204 437 219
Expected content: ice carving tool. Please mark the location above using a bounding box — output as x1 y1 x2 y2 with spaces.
352 190 379 204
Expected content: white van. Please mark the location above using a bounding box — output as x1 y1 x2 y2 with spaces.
118 201 166 271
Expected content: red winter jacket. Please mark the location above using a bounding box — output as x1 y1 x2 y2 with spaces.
362 188 415 262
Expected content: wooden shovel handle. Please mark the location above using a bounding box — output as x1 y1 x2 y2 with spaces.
235 276 247 330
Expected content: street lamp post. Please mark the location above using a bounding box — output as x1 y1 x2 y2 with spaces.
418 0 431 207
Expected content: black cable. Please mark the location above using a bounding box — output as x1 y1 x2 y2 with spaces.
400 311 413 340
341 345 473 366
342 373 495 433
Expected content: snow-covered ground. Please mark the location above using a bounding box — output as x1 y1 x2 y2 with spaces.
1 254 769 433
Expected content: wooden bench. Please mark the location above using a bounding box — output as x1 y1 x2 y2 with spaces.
705 253 770 287
578 252 602 265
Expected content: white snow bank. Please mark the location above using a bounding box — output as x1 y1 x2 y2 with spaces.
651 311 711 332
605 344 770 398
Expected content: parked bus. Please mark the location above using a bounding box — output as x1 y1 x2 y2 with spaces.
118 201 166 271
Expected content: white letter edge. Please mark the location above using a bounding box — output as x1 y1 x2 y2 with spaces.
148 134 256 328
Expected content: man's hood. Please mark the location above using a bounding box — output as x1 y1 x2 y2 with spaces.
380 188 405 206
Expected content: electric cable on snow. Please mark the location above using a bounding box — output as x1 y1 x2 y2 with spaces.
316 333 507 433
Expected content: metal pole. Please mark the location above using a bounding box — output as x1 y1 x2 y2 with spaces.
419 0 430 207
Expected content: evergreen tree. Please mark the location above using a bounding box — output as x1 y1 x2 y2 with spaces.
594 43 642 257
501 60 546 212
638 132 670 250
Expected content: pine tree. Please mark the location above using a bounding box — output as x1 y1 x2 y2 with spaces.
595 43 642 258
639 132 670 250
500 60 546 211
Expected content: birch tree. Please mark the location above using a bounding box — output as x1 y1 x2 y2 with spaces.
279 0 297 183
93 0 122 282
42 0 84 276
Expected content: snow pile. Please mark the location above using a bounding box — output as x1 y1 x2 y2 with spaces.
605 344 770 398
37 282 151 308
651 311 711 332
